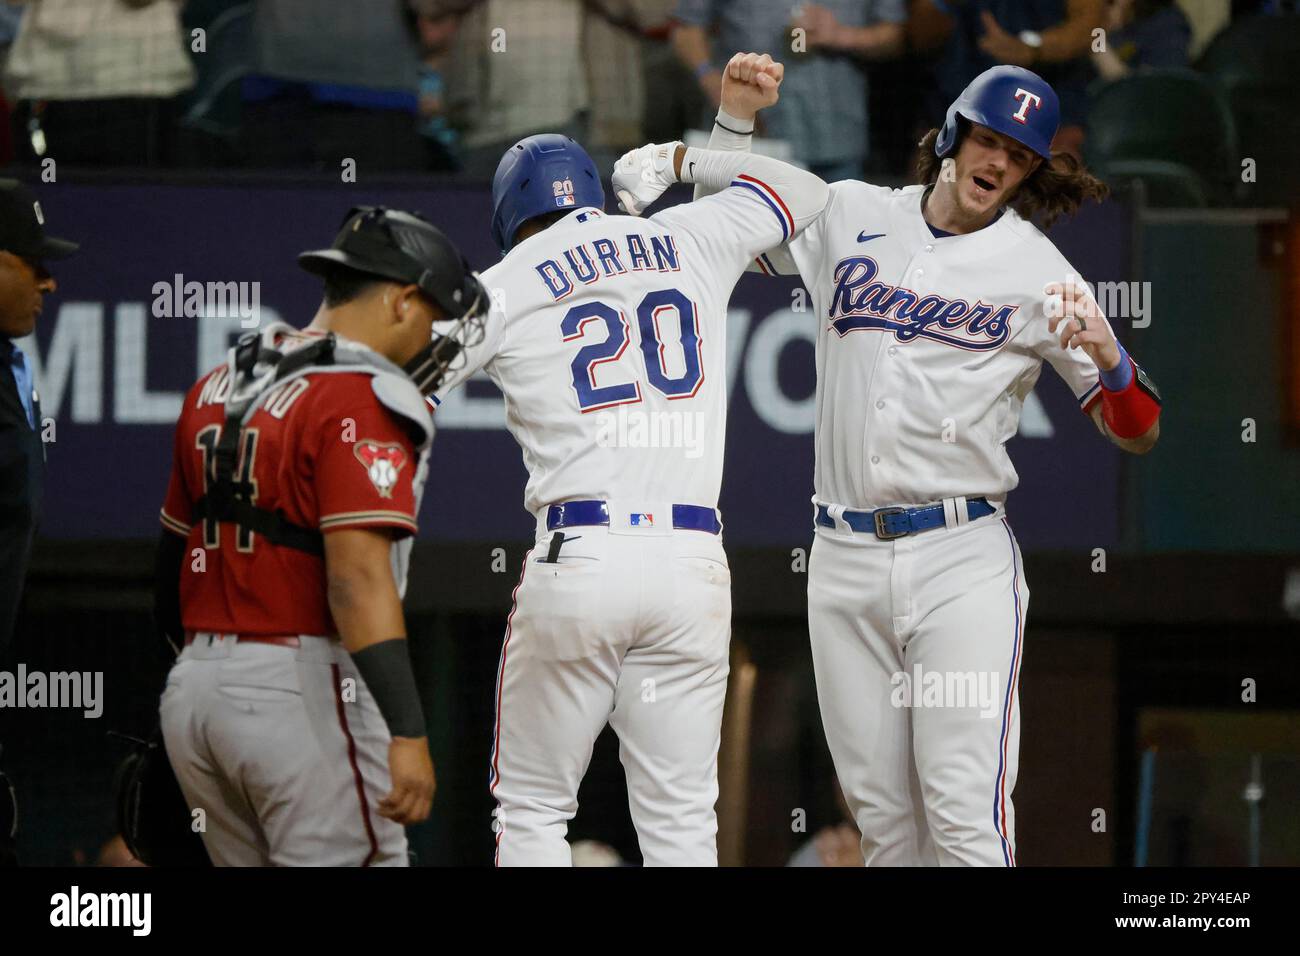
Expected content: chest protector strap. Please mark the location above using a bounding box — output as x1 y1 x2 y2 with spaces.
190 332 339 557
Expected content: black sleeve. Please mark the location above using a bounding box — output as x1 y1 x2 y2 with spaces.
152 530 186 660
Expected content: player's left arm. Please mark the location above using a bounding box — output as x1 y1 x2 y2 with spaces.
1046 280 1161 455
1086 396 1160 455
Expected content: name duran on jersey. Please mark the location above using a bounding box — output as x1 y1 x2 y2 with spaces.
535 228 681 302
828 255 1017 352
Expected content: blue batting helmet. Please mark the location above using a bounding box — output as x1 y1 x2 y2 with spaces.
490 134 605 254
935 65 1060 161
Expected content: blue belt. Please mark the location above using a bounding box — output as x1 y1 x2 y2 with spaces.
815 498 994 540
546 500 722 535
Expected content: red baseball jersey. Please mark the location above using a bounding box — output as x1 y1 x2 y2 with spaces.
160 348 422 637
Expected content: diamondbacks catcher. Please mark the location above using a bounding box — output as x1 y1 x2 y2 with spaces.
154 207 485 866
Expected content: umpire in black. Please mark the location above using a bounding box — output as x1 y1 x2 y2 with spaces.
0 179 76 865
0 180 77 649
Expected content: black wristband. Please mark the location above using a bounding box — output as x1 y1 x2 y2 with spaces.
714 117 752 136
349 639 425 738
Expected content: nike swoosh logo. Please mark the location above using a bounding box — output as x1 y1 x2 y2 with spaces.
857 232 886 243
689 161 696 177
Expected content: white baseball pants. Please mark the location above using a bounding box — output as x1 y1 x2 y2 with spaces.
807 510 1028 867
489 523 732 866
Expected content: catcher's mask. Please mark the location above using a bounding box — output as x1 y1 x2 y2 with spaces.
298 205 489 394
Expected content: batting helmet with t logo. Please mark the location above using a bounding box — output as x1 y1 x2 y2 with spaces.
935 65 1060 161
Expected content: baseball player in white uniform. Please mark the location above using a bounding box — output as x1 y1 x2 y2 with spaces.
687 55 1163 865
430 66 828 865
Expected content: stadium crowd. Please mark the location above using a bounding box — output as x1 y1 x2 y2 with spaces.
0 0 1285 182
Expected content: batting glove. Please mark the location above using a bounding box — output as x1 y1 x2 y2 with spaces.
612 142 681 216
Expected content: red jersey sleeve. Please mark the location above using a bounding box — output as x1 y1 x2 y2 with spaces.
311 376 421 537
160 386 200 538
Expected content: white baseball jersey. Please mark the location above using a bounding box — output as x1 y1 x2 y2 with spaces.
771 180 1103 510
446 150 828 866
434 180 815 519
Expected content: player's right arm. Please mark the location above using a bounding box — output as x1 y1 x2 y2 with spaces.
313 381 436 825
155 395 199 660
323 528 434 826
692 52 814 277
613 135 829 281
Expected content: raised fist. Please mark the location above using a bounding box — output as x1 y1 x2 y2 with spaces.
720 52 784 121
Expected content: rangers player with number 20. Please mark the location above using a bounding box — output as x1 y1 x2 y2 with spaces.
431 63 827 865
696 57 1163 865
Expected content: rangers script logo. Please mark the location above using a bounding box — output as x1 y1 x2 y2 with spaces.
354 440 408 498
828 255 1018 351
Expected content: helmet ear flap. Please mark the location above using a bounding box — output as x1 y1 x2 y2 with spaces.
936 114 969 159
936 118 954 158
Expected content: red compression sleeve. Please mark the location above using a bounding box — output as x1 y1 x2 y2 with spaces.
1100 358 1162 439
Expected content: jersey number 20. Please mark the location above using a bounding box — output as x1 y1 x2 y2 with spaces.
561 288 703 412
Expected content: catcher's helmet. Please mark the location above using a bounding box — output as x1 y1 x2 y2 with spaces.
298 206 488 394
935 65 1060 161
490 133 604 254
299 206 483 321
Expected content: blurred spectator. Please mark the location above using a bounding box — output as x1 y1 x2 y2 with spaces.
631 2 706 145
0 2 23 165
0 2 22 58
408 0 464 171
239 0 426 170
1092 0 1192 80
165 0 254 168
910 0 1104 158
1179 0 1229 59
446 0 586 176
671 1 906 181
586 2 683 160
4 0 196 167
447 0 668 178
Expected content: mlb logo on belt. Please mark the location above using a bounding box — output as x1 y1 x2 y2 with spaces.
629 513 654 527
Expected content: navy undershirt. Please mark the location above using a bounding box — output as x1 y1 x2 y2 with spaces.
926 207 1005 239
922 184 1006 238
